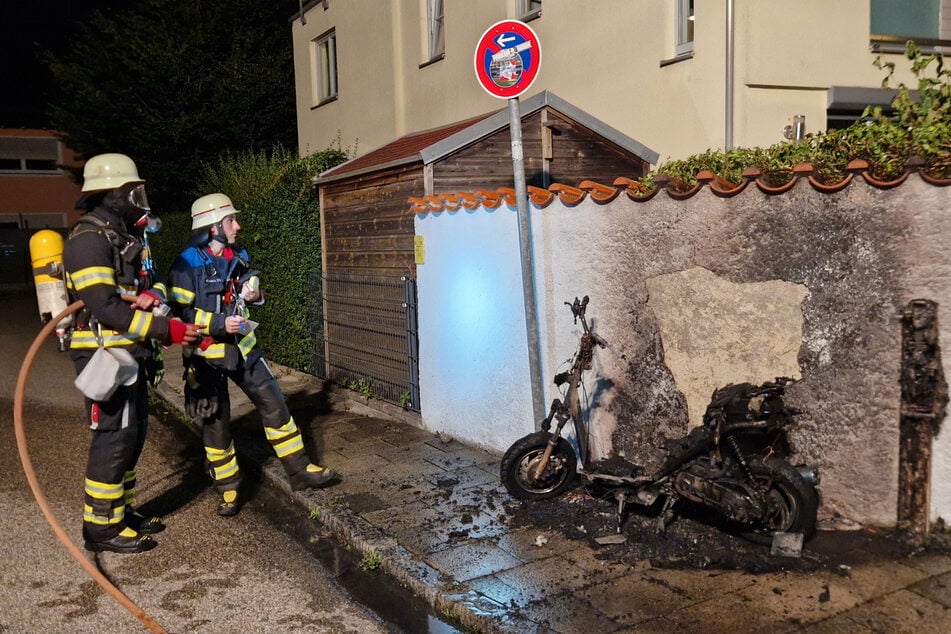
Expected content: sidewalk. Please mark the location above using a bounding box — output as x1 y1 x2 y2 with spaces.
153 352 951 633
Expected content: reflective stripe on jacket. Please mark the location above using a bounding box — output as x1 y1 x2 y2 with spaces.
63 209 171 355
169 244 258 361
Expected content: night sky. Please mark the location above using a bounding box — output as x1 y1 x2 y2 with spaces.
0 2 119 128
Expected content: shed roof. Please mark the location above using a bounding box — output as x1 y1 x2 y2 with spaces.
314 91 659 185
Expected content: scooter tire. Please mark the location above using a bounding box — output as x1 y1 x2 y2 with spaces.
501 431 577 501
739 457 818 544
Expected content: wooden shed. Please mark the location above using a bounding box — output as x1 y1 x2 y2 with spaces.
313 91 658 410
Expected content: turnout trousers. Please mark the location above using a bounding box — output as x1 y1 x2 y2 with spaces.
73 355 150 543
193 351 312 492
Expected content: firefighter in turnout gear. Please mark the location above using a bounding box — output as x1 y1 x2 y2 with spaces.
169 193 338 516
64 153 199 554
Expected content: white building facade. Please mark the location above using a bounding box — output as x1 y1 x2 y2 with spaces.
292 0 951 165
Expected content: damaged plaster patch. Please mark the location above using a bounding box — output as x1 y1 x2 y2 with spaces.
646 266 807 428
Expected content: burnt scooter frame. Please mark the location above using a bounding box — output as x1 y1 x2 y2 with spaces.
502 296 820 542
530 296 605 487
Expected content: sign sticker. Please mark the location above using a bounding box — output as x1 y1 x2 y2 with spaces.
474 20 542 99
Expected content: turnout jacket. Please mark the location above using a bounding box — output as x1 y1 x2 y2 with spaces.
63 208 172 358
168 244 261 366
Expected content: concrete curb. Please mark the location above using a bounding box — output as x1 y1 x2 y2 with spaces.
151 358 951 633
151 366 528 633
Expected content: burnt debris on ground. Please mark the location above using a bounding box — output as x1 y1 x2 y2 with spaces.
505 484 950 575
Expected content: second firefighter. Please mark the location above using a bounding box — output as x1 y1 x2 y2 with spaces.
169 193 338 516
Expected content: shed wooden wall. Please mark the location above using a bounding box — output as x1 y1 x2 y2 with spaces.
321 163 421 278
318 163 421 406
432 108 649 191
320 106 651 279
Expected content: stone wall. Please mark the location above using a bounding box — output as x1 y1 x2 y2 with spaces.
413 174 951 527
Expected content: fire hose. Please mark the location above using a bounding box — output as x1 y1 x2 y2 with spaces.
12 300 167 634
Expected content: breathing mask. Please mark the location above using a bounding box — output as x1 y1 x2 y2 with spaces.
103 181 156 231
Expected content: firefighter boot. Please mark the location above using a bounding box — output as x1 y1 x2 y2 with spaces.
265 416 340 490
125 506 166 534
122 470 166 534
218 489 240 517
288 464 339 491
84 527 157 554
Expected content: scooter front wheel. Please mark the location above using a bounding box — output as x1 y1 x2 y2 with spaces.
501 431 578 500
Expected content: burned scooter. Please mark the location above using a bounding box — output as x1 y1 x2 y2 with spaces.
501 296 820 544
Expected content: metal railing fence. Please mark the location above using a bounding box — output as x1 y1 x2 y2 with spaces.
315 272 420 412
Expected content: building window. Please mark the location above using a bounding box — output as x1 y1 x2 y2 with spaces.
871 0 951 51
675 0 695 56
0 137 61 173
427 0 445 60
826 86 899 129
517 0 542 21
311 29 338 105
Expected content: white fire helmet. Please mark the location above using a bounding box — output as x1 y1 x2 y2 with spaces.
81 153 143 192
191 193 241 230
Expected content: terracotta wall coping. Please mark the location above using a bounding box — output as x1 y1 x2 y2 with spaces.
409 160 950 215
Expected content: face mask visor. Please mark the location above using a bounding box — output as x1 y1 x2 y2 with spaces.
126 182 150 214
122 182 156 231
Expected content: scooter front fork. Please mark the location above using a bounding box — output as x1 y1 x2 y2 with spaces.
616 491 627 534
655 496 678 534
532 400 569 481
531 439 558 481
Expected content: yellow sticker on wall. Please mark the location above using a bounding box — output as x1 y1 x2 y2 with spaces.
414 235 425 264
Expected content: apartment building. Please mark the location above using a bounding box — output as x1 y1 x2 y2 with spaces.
0 129 82 230
0 129 82 288
292 0 951 166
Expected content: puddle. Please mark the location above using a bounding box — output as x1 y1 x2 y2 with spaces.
151 399 463 633
254 491 464 633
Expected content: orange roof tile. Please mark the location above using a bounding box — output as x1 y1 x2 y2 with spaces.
408 161 950 215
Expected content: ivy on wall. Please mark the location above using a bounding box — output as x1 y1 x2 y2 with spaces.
652 42 950 192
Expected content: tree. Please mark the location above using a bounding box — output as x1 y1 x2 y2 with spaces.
46 0 302 212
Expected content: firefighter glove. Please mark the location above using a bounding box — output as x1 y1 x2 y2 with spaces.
167 319 200 345
183 365 219 419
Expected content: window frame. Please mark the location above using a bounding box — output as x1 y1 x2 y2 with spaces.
517 0 542 22
426 0 445 62
869 0 951 53
0 137 62 174
675 0 695 57
311 29 338 106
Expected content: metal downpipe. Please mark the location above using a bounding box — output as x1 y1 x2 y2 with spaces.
725 0 735 150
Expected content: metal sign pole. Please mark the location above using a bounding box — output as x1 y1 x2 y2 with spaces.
475 20 544 426
508 97 545 425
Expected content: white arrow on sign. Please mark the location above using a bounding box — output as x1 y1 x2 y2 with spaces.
496 33 516 47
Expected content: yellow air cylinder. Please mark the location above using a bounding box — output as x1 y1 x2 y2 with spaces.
29 230 73 346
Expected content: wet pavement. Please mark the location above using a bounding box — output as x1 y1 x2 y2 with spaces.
153 351 951 633
2 290 397 634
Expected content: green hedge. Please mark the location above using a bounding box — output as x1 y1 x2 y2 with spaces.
149 146 347 373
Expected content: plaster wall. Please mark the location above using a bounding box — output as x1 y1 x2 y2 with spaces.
294 1 925 163
292 0 402 156
414 176 951 528
414 205 534 451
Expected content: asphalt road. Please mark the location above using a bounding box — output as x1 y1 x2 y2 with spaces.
0 291 394 633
